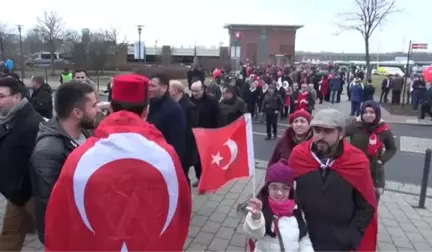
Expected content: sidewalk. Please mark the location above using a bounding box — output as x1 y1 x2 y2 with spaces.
1 161 431 251
315 94 432 125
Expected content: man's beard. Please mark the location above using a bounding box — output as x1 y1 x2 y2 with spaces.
79 115 96 130
312 141 339 158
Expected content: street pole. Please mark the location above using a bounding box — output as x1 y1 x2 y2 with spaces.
418 149 431 209
137 25 143 63
17 25 25 80
402 40 411 108
234 46 237 73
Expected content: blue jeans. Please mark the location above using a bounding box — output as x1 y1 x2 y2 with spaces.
350 101 361 116
330 90 338 104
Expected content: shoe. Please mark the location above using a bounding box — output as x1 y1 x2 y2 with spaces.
273 135 277 140
265 137 271 140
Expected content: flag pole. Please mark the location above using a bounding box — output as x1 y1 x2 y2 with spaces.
245 113 257 197
251 172 256 197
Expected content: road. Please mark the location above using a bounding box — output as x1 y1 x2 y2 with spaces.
384 123 432 187
250 121 432 187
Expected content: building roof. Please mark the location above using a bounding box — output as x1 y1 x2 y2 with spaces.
224 23 304 30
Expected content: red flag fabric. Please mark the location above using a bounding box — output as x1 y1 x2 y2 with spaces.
193 113 255 193
44 111 191 251
288 139 377 251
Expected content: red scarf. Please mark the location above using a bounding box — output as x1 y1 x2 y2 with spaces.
268 198 295 236
365 123 390 157
268 198 295 217
296 92 308 111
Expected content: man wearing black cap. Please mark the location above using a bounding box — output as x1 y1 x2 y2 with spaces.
0 77 43 251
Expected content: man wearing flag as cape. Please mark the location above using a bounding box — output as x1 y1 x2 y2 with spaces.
44 74 191 251
288 108 377 252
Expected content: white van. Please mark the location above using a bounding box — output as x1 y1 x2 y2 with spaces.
26 52 65 67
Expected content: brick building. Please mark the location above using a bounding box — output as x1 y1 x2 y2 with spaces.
224 24 303 66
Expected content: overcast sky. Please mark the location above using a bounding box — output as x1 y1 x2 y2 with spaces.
1 0 430 53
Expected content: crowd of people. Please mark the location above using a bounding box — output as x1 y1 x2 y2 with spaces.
0 61 410 251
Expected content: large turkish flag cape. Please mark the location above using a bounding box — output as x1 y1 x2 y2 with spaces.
193 113 255 194
44 111 191 251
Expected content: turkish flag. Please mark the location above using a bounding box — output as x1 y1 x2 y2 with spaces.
193 113 255 194
44 111 191 251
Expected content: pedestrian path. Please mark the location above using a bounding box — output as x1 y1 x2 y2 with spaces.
2 163 431 251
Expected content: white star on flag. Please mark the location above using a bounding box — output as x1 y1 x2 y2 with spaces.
211 152 223 166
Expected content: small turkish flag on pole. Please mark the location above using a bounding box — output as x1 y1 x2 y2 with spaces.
192 113 256 194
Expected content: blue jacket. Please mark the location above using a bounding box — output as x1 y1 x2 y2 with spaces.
350 84 363 102
329 78 341 91
5 59 13 71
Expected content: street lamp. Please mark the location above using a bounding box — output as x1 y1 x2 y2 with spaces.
137 25 144 63
17 25 25 79
233 32 241 72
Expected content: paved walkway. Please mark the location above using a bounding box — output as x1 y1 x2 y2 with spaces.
1 162 432 251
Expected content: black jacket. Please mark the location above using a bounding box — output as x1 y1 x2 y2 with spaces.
187 68 205 88
30 118 89 244
30 83 53 119
243 87 260 113
423 87 432 104
147 92 186 160
191 92 220 128
261 93 284 114
0 102 43 205
178 94 199 167
219 96 247 126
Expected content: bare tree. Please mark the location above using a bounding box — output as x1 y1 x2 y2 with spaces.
105 27 124 72
23 27 45 54
336 0 398 78
36 11 69 75
87 31 111 75
0 23 18 60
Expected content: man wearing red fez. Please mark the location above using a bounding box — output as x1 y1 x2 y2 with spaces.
44 74 192 251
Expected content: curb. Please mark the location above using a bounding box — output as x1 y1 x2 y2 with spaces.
254 159 432 198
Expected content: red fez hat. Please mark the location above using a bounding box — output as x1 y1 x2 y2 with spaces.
111 74 149 104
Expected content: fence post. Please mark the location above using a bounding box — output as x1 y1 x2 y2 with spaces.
44 68 49 85
419 148 432 209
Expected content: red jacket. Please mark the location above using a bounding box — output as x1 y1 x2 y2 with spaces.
321 77 329 96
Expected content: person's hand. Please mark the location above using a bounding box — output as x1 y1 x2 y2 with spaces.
246 198 262 220
294 100 299 103
305 101 309 104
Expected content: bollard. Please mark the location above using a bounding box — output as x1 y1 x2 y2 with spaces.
419 148 432 209
44 68 49 84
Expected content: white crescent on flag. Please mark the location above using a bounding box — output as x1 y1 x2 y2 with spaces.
221 139 238 170
72 132 179 236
